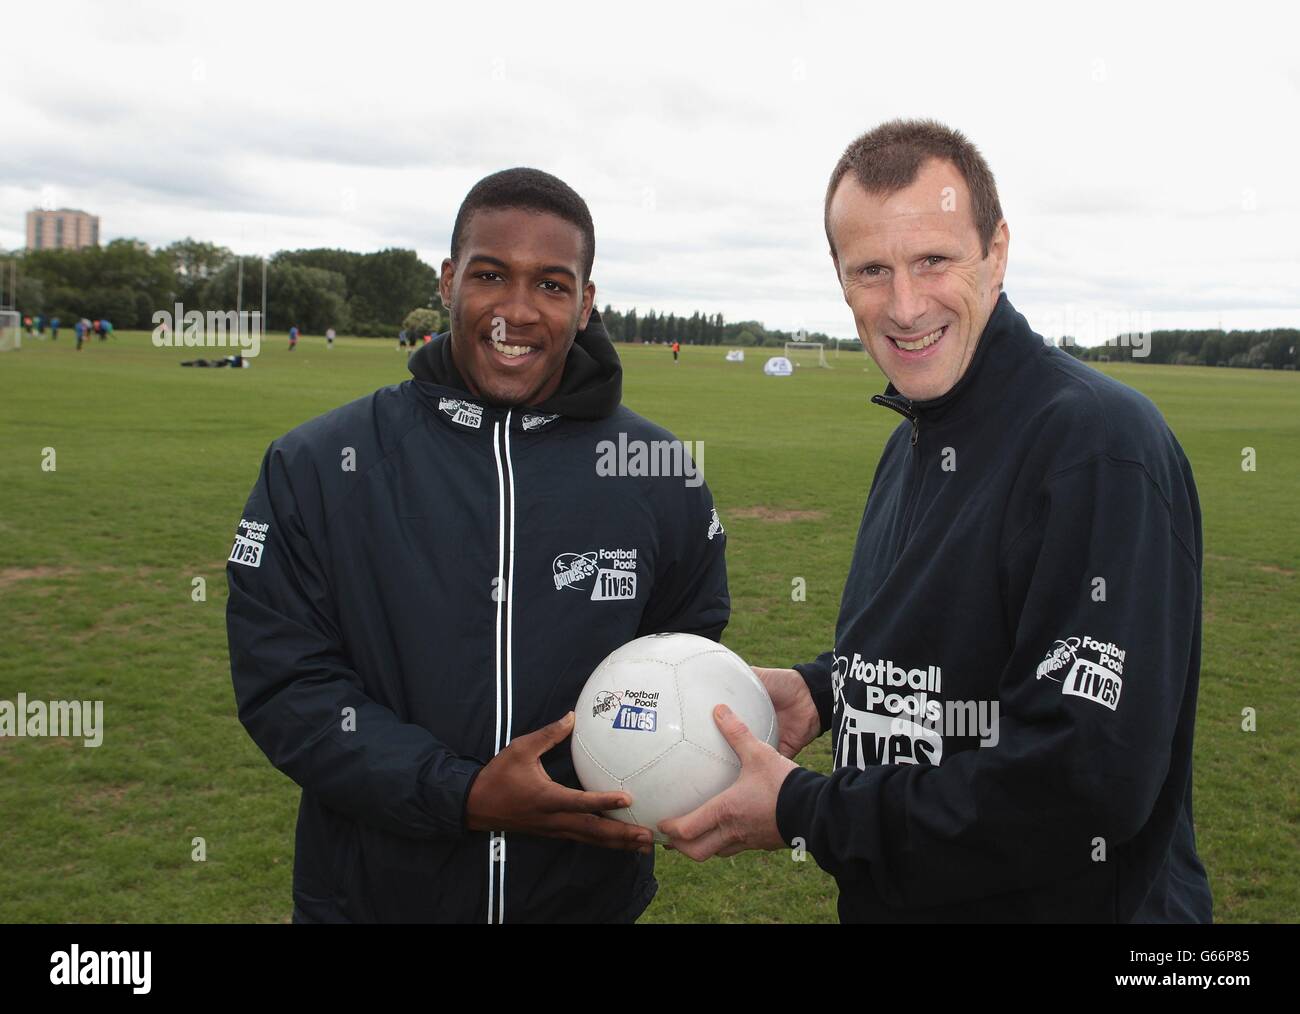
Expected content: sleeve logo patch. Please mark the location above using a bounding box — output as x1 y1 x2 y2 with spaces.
1038 635 1124 711
229 518 269 568
707 507 725 541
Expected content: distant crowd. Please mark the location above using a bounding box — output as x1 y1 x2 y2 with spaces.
22 314 114 350
17 314 440 355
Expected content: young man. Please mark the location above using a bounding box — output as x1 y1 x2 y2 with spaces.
288 324 299 351
227 168 728 923
662 119 1213 924
325 327 335 349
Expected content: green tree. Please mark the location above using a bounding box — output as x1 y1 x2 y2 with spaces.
163 238 234 307
402 307 443 336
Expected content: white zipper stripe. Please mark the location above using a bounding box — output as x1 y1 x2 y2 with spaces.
504 412 516 748
500 411 516 925
497 836 506 924
488 420 508 923
492 420 506 756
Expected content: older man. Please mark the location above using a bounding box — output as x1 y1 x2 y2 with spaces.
662 119 1213 923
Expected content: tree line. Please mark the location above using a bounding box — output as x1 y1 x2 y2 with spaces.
5 238 1296 367
596 305 836 348
7 238 442 336
1058 330 1298 369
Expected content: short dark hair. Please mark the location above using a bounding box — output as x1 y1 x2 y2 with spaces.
450 167 596 282
824 119 1004 258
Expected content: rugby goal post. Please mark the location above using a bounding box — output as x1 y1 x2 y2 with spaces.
784 341 830 368
0 309 20 352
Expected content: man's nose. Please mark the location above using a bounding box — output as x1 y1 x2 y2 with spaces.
493 282 543 328
886 272 927 332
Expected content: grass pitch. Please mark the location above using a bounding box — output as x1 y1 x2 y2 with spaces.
0 331 1295 922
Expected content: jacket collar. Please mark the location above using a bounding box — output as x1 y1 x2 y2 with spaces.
410 384 563 434
871 292 1045 427
406 307 623 421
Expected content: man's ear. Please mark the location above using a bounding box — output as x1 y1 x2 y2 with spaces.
439 258 456 308
578 279 596 330
988 220 1010 297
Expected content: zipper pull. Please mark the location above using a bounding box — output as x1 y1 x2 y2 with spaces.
870 392 919 446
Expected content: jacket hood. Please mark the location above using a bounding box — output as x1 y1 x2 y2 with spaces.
407 307 623 420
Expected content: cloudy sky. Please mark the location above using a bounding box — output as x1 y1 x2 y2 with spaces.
2 0 1297 341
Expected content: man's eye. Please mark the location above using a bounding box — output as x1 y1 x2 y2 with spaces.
861 266 884 277
475 271 502 282
540 280 567 293
924 256 947 267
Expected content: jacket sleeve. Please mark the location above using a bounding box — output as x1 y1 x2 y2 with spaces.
775 453 1200 908
636 479 730 642
226 443 482 840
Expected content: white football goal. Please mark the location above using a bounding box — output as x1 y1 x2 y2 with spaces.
784 341 830 368
0 309 20 352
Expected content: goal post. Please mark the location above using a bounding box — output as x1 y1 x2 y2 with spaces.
784 341 830 368
0 309 20 352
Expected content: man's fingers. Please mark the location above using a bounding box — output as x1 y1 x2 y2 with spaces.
546 813 654 852
539 782 632 816
512 711 576 756
658 794 722 843
713 704 757 760
667 825 728 863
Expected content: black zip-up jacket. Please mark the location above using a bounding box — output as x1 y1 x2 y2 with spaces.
226 311 728 923
777 293 1213 923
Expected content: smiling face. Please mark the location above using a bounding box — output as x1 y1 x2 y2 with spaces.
440 206 595 407
829 158 1009 402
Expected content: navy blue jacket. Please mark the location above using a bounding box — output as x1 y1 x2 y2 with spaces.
777 294 1213 923
227 313 728 922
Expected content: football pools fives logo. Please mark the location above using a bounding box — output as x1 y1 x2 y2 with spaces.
1037 634 1125 711
228 518 269 568
438 398 484 430
592 689 660 732
553 548 638 601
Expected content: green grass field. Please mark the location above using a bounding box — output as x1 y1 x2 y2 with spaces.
1 330 1296 923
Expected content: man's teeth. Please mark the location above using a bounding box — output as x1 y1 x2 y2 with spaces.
893 326 945 351
490 338 535 358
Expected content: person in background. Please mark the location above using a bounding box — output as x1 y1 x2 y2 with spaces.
50 317 60 341
326 327 336 350
289 324 299 351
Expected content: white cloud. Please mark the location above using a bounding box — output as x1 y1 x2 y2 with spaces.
2 0 1297 338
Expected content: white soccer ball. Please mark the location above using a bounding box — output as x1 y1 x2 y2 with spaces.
571 632 779 842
